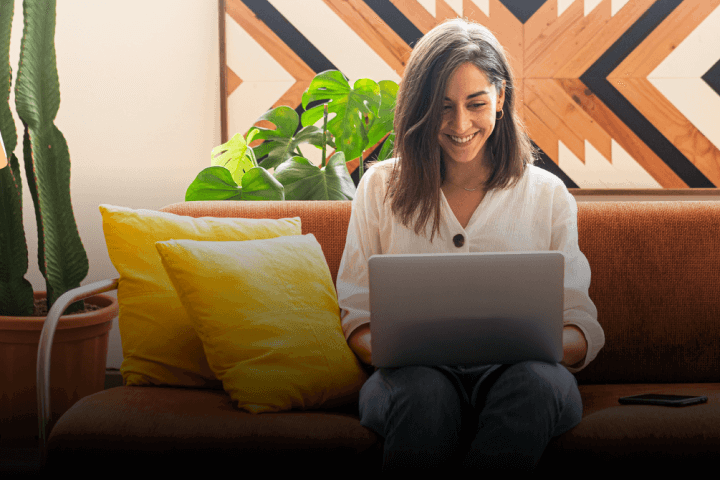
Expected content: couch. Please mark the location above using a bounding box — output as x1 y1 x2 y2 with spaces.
42 200 720 473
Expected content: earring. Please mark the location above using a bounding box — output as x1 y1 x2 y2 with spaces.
496 110 504 120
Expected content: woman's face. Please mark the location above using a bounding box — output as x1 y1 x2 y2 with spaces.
438 62 505 168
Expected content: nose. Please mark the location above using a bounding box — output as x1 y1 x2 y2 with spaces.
450 106 471 133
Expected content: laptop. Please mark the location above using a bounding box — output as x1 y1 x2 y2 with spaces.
368 251 565 367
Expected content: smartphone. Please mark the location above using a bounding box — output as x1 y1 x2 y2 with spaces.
618 393 708 407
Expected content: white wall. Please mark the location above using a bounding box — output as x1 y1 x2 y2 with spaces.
8 0 220 367
5 1 718 369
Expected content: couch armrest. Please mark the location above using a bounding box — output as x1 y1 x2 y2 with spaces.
37 278 120 464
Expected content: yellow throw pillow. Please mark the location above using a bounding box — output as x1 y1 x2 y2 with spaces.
154 235 368 414
99 204 302 387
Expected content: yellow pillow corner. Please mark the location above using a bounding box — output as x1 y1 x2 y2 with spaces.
155 234 368 414
99 203 302 387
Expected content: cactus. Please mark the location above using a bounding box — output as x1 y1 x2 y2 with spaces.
0 0 88 315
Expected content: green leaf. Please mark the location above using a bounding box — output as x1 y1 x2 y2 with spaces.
186 166 243 201
366 80 398 148
14 0 60 130
0 0 17 167
211 132 254 185
377 133 395 162
252 106 325 170
274 152 355 200
240 167 285 201
15 0 88 311
301 70 381 163
0 164 34 316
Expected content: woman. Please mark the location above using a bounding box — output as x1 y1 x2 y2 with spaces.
336 18 605 472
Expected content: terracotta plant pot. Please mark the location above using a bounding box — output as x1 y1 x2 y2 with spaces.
0 291 118 446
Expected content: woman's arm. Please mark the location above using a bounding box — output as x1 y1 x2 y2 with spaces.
348 324 372 365
561 325 588 368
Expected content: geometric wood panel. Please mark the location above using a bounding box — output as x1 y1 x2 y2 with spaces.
220 0 720 193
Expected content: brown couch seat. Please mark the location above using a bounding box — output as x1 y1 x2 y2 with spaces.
49 382 720 472
47 385 382 473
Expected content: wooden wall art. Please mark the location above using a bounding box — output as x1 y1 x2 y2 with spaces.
219 0 720 195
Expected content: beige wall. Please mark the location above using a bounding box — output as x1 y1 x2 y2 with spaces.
5 1 718 368
8 0 219 367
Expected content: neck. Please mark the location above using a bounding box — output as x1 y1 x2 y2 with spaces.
443 158 490 191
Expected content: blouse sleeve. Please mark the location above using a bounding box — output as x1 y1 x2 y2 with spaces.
336 163 386 340
550 182 605 373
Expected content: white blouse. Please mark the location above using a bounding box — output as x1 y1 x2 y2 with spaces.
336 158 605 373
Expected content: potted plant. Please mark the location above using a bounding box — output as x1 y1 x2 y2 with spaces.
185 70 398 201
0 0 118 445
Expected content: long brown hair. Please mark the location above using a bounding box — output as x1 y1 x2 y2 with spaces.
382 18 535 242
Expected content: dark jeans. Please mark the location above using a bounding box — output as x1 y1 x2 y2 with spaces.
358 361 582 472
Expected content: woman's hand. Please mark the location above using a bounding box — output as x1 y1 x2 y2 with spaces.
348 324 372 365
561 325 588 368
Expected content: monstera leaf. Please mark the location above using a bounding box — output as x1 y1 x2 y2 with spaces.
186 166 284 201
210 132 256 185
301 70 381 163
274 152 356 200
366 80 398 149
252 106 327 170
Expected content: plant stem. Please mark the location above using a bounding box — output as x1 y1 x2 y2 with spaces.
295 146 304 158
321 103 328 168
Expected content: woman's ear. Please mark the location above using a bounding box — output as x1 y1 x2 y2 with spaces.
497 80 506 113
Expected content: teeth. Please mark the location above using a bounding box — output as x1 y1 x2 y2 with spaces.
451 133 475 144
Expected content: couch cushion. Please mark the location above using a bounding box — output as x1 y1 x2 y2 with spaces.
159 201 352 285
99 204 302 388
155 235 368 413
538 382 720 472
47 386 382 474
575 201 720 384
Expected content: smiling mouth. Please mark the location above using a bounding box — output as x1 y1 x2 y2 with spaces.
449 132 477 144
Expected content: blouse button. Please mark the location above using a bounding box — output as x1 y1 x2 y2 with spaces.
453 234 464 248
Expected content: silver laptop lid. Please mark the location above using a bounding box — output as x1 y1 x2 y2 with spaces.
369 251 565 367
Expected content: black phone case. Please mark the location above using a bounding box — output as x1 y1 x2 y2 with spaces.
618 395 708 407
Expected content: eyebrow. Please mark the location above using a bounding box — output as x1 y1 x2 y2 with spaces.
444 90 489 101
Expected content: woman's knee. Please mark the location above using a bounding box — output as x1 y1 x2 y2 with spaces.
503 361 578 398
498 361 582 432
359 366 462 436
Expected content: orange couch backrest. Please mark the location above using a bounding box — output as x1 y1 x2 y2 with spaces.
161 200 720 385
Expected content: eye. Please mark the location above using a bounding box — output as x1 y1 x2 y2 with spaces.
470 103 485 109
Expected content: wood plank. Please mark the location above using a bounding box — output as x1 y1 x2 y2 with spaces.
525 81 585 161
532 78 612 160
436 0 460 20
524 103 559 163
612 77 720 185
323 0 412 77
463 0 489 20
390 0 438 34
524 0 557 48
557 78 688 188
220 0 228 142
554 0 654 79
226 66 242 97
609 0 720 79
271 78 312 113
524 0 584 78
226 0 315 81
527 0 612 79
